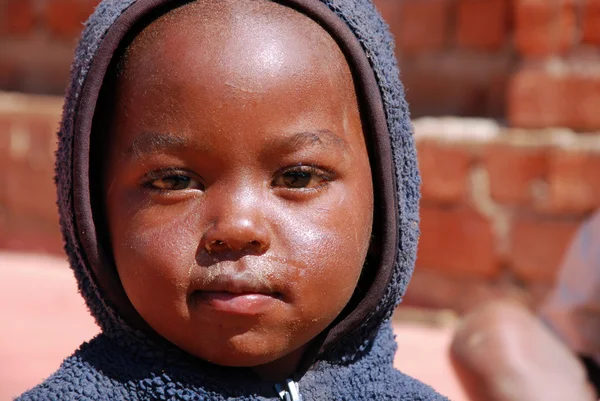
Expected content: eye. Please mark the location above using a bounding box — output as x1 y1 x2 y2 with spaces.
143 169 204 191
152 175 193 190
273 165 333 189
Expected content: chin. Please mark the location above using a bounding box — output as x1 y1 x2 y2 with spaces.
178 331 291 368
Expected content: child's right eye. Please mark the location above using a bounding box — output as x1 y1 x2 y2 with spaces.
151 175 193 190
143 169 204 191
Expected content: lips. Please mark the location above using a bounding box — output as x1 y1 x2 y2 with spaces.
190 271 283 315
196 291 280 315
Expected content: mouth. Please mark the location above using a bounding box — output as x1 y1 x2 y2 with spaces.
194 291 282 315
189 272 283 315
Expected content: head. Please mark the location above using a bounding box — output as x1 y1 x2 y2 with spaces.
96 0 374 377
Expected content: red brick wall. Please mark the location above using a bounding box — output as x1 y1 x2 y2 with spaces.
375 0 600 128
0 0 98 94
405 118 598 311
0 93 62 254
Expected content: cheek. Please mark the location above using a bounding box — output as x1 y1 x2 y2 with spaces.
108 195 202 314
278 179 374 320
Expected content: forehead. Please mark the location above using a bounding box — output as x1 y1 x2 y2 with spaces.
118 0 353 94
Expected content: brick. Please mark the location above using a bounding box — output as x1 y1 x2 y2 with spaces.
456 0 509 51
514 0 577 58
403 268 532 313
563 68 600 131
0 118 11 208
417 140 472 204
582 3 600 45
43 0 98 38
402 51 512 117
486 70 510 119
0 94 63 256
373 0 403 45
508 63 600 131
543 147 600 214
0 117 11 155
3 114 59 224
5 114 58 166
397 0 451 54
509 214 580 284
0 0 36 36
484 142 549 206
418 206 499 278
402 63 482 117
403 269 495 313
0 216 63 256
508 65 563 128
6 158 58 224
0 56 19 90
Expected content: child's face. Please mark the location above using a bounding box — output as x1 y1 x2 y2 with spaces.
103 2 373 372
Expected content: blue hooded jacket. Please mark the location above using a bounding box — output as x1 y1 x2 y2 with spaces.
17 0 448 399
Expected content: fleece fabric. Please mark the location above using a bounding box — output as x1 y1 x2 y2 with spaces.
17 0 448 400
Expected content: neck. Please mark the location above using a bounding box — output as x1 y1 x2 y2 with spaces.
251 344 308 382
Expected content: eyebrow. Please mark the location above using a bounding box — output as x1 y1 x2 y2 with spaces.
126 132 193 159
265 129 349 154
126 129 348 160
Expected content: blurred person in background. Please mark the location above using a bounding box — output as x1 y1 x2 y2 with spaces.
451 210 600 401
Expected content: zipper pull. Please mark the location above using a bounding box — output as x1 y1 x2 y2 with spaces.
275 378 301 401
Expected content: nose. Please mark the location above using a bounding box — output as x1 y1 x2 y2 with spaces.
203 220 270 255
201 192 271 256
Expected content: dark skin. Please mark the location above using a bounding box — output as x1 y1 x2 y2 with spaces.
102 0 374 381
451 300 595 401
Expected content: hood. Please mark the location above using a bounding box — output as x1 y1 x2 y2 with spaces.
57 0 419 366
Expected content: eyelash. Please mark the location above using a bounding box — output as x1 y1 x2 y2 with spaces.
140 164 336 192
272 165 335 191
141 168 203 192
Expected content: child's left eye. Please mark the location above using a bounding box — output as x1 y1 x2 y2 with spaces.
272 166 333 190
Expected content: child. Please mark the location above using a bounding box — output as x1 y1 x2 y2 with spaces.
18 0 447 400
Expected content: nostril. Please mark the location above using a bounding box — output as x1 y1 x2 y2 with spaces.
204 238 267 254
206 239 228 254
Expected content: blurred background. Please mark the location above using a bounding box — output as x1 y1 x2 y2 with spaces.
1 0 599 400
